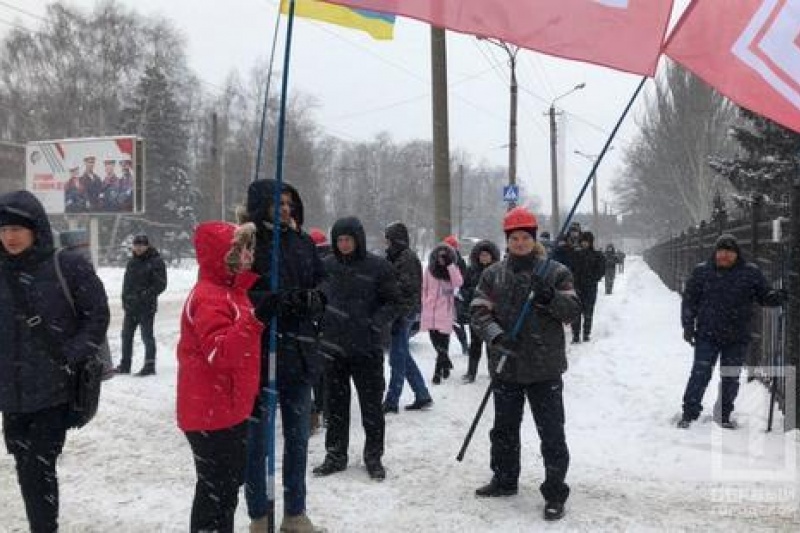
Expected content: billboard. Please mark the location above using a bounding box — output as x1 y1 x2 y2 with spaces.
25 135 145 215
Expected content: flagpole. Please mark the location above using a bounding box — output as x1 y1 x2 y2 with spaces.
252 4 284 182
267 1 297 531
559 76 648 238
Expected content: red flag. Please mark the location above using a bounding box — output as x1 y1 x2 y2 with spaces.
323 0 674 75
666 0 800 134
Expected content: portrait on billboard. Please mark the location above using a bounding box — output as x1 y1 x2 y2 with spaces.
26 136 143 215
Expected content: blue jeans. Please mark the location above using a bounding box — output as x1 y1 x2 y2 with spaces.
245 383 311 519
385 316 431 408
681 339 747 420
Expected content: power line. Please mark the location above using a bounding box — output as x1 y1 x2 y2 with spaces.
0 1 48 23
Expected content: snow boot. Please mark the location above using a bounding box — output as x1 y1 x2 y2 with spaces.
280 513 322 533
583 333 590 342
571 335 580 344
366 460 386 481
312 457 346 477
382 402 399 414
462 373 476 384
310 411 322 433
432 359 442 384
719 416 738 430
405 398 433 411
134 363 155 377
114 363 130 374
544 501 565 521
437 353 453 380
475 480 518 497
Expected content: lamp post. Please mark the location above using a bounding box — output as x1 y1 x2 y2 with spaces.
549 83 586 235
481 38 519 207
574 148 613 238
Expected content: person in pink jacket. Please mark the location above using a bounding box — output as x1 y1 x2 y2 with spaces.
421 243 463 383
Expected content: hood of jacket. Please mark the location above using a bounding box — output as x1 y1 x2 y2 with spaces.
0 190 55 259
194 221 258 289
331 216 367 261
468 239 501 267
246 179 305 228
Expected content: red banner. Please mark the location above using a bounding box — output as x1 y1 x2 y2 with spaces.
323 0 674 75
666 0 800 134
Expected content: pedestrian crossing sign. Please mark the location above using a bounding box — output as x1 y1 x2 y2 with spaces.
503 185 519 203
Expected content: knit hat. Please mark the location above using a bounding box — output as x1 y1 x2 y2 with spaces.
0 207 36 231
132 234 149 246
715 233 740 254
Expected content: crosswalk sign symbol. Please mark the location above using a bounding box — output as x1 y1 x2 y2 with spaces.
503 185 519 203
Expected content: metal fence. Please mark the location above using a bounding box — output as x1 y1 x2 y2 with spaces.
643 198 792 420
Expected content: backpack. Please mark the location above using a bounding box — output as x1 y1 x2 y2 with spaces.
53 249 107 429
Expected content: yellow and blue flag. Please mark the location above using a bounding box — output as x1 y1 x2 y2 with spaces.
280 0 395 41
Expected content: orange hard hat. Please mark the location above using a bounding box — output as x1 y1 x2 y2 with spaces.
503 207 538 232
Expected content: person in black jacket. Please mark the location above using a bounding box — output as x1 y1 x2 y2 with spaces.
461 239 501 383
0 190 110 533
569 231 605 343
444 235 469 354
382 221 432 413
243 179 326 533
117 234 167 376
603 244 618 295
678 234 784 429
313 217 400 481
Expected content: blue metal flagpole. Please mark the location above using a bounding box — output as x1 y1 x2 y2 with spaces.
559 76 648 238
252 6 283 183
266 1 297 531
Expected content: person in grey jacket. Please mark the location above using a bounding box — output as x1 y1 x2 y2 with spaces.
470 206 580 521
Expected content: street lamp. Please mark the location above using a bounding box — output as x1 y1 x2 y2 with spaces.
549 83 586 235
480 38 520 207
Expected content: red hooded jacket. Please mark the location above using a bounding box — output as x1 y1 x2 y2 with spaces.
177 222 263 431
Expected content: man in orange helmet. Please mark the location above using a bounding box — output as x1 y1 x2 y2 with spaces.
470 206 580 521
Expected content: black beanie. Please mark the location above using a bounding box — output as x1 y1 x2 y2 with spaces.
505 227 537 241
0 209 36 231
715 233 739 254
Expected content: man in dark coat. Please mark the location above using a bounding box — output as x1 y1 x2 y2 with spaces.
471 206 580 521
569 231 606 343
244 179 326 533
313 217 400 481
117 234 167 376
382 221 432 412
603 243 618 295
678 234 784 429
0 190 109 533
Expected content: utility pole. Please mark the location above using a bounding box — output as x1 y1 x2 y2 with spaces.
574 149 612 239
481 39 518 208
548 83 586 236
211 111 221 222
431 26 452 240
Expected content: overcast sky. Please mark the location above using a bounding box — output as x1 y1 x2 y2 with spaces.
2 0 692 217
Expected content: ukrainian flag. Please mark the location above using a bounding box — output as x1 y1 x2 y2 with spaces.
281 0 395 40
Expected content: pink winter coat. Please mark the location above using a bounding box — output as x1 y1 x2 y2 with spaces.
420 263 463 334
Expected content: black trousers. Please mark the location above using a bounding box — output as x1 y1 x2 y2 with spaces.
185 421 249 533
120 308 157 368
571 286 597 338
490 379 570 504
467 325 487 377
324 354 385 465
3 403 70 533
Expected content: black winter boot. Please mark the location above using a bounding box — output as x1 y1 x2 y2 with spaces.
475 480 518 497
544 501 565 521
134 363 155 377
432 359 442 384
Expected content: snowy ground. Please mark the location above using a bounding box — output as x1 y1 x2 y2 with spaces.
1 256 799 532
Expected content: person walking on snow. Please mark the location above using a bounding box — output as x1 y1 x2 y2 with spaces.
603 243 618 295
0 190 110 533
460 239 501 383
383 221 433 412
421 242 463 384
117 234 167 376
678 234 784 429
313 217 400 481
177 221 264 533
444 234 469 355
569 231 605 343
470 206 580 521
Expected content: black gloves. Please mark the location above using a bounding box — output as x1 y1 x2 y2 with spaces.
255 289 327 323
255 292 284 322
286 288 326 317
683 328 696 346
532 276 555 305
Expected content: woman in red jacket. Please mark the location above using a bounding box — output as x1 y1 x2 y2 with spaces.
177 221 265 533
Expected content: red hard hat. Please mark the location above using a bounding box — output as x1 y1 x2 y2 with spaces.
503 207 538 232
443 235 459 249
309 227 327 245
